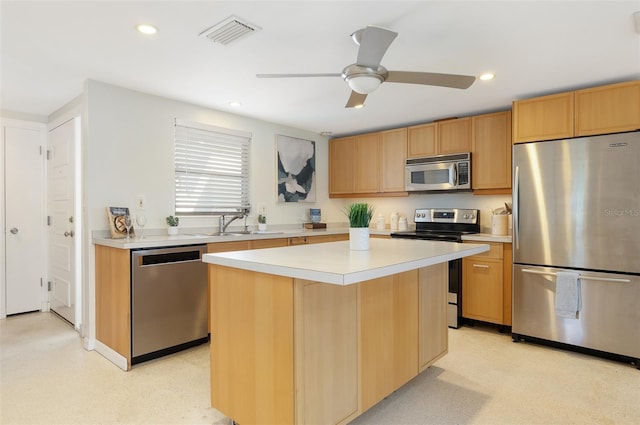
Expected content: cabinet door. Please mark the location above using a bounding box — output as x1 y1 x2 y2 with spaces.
407 123 437 158
354 133 380 193
438 117 472 154
462 257 503 324
513 91 574 143
502 243 513 326
575 80 640 136
472 111 512 190
250 238 289 249
359 272 418 412
329 136 355 195
294 280 358 425
307 234 348 244
380 128 407 192
418 263 448 370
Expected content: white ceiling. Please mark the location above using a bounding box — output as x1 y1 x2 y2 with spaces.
2 1 639 137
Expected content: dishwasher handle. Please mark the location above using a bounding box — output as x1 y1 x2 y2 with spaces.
135 246 205 267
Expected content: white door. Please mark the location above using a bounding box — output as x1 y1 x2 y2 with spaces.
48 118 78 325
4 123 46 315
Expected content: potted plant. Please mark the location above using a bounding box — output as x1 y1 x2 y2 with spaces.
166 215 179 235
258 214 267 231
345 203 374 250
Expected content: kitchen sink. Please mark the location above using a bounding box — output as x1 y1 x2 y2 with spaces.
185 231 252 237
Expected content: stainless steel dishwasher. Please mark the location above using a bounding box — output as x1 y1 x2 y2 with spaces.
131 244 208 364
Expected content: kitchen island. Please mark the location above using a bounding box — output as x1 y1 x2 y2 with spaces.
203 238 488 425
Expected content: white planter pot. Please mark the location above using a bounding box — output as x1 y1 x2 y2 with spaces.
167 226 179 236
349 227 370 251
258 223 267 231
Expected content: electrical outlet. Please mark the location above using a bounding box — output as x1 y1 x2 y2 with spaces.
136 195 146 210
257 203 266 215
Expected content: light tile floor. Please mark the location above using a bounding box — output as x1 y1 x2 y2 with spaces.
1 312 638 425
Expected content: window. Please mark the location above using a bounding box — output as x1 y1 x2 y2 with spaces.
174 119 251 216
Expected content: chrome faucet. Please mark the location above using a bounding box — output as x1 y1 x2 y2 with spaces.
219 213 246 234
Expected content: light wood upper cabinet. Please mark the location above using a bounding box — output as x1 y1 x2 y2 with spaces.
438 117 472 154
513 91 574 143
472 111 512 190
354 133 380 193
329 129 407 197
575 80 640 136
328 136 355 195
407 122 437 157
408 118 471 157
380 128 407 192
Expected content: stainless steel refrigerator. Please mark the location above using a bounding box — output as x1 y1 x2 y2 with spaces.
512 131 640 363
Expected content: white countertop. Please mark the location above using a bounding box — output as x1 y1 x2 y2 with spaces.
203 238 489 285
92 227 390 249
462 232 512 243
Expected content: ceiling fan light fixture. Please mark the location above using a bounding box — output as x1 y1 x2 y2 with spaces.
479 72 495 81
346 74 383 94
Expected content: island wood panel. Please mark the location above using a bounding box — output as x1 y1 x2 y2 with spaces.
294 280 358 425
359 271 419 412
95 244 131 364
418 263 448 370
575 80 640 136
209 265 294 425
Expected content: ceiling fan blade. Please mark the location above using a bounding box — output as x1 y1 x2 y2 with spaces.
386 71 476 89
256 73 341 78
355 26 398 69
345 91 367 108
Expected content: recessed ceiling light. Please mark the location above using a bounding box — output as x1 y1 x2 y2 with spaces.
479 73 495 81
229 101 242 107
136 24 158 35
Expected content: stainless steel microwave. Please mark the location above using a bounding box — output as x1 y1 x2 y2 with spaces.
405 153 471 192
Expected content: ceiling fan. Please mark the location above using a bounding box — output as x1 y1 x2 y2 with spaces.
257 25 476 108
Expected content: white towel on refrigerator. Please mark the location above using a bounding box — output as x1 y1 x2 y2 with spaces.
555 271 581 319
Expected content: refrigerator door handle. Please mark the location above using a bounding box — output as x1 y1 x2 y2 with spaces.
521 268 631 283
513 165 519 250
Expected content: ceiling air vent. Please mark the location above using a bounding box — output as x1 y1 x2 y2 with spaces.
200 15 261 46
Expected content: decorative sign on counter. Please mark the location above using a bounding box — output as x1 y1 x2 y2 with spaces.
106 206 134 239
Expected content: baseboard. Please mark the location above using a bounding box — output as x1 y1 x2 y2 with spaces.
95 340 128 371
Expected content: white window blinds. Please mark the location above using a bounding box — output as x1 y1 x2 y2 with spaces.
174 119 251 215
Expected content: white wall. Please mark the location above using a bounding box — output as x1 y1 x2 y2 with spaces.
84 80 340 232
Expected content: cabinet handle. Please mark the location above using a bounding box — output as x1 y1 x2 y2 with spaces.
472 264 490 268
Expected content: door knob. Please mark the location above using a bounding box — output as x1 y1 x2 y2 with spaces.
10 227 18 234
64 230 74 237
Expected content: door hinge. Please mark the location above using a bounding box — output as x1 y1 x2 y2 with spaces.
47 215 52 226
46 150 51 160
41 278 43 287
47 281 52 291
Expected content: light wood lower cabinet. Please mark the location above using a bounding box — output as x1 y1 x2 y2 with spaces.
208 263 448 425
95 245 131 364
462 242 512 326
359 271 418 412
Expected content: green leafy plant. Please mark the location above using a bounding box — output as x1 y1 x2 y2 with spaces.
166 215 179 227
345 203 374 228
258 214 267 224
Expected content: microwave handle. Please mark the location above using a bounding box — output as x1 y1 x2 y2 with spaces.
452 163 457 186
